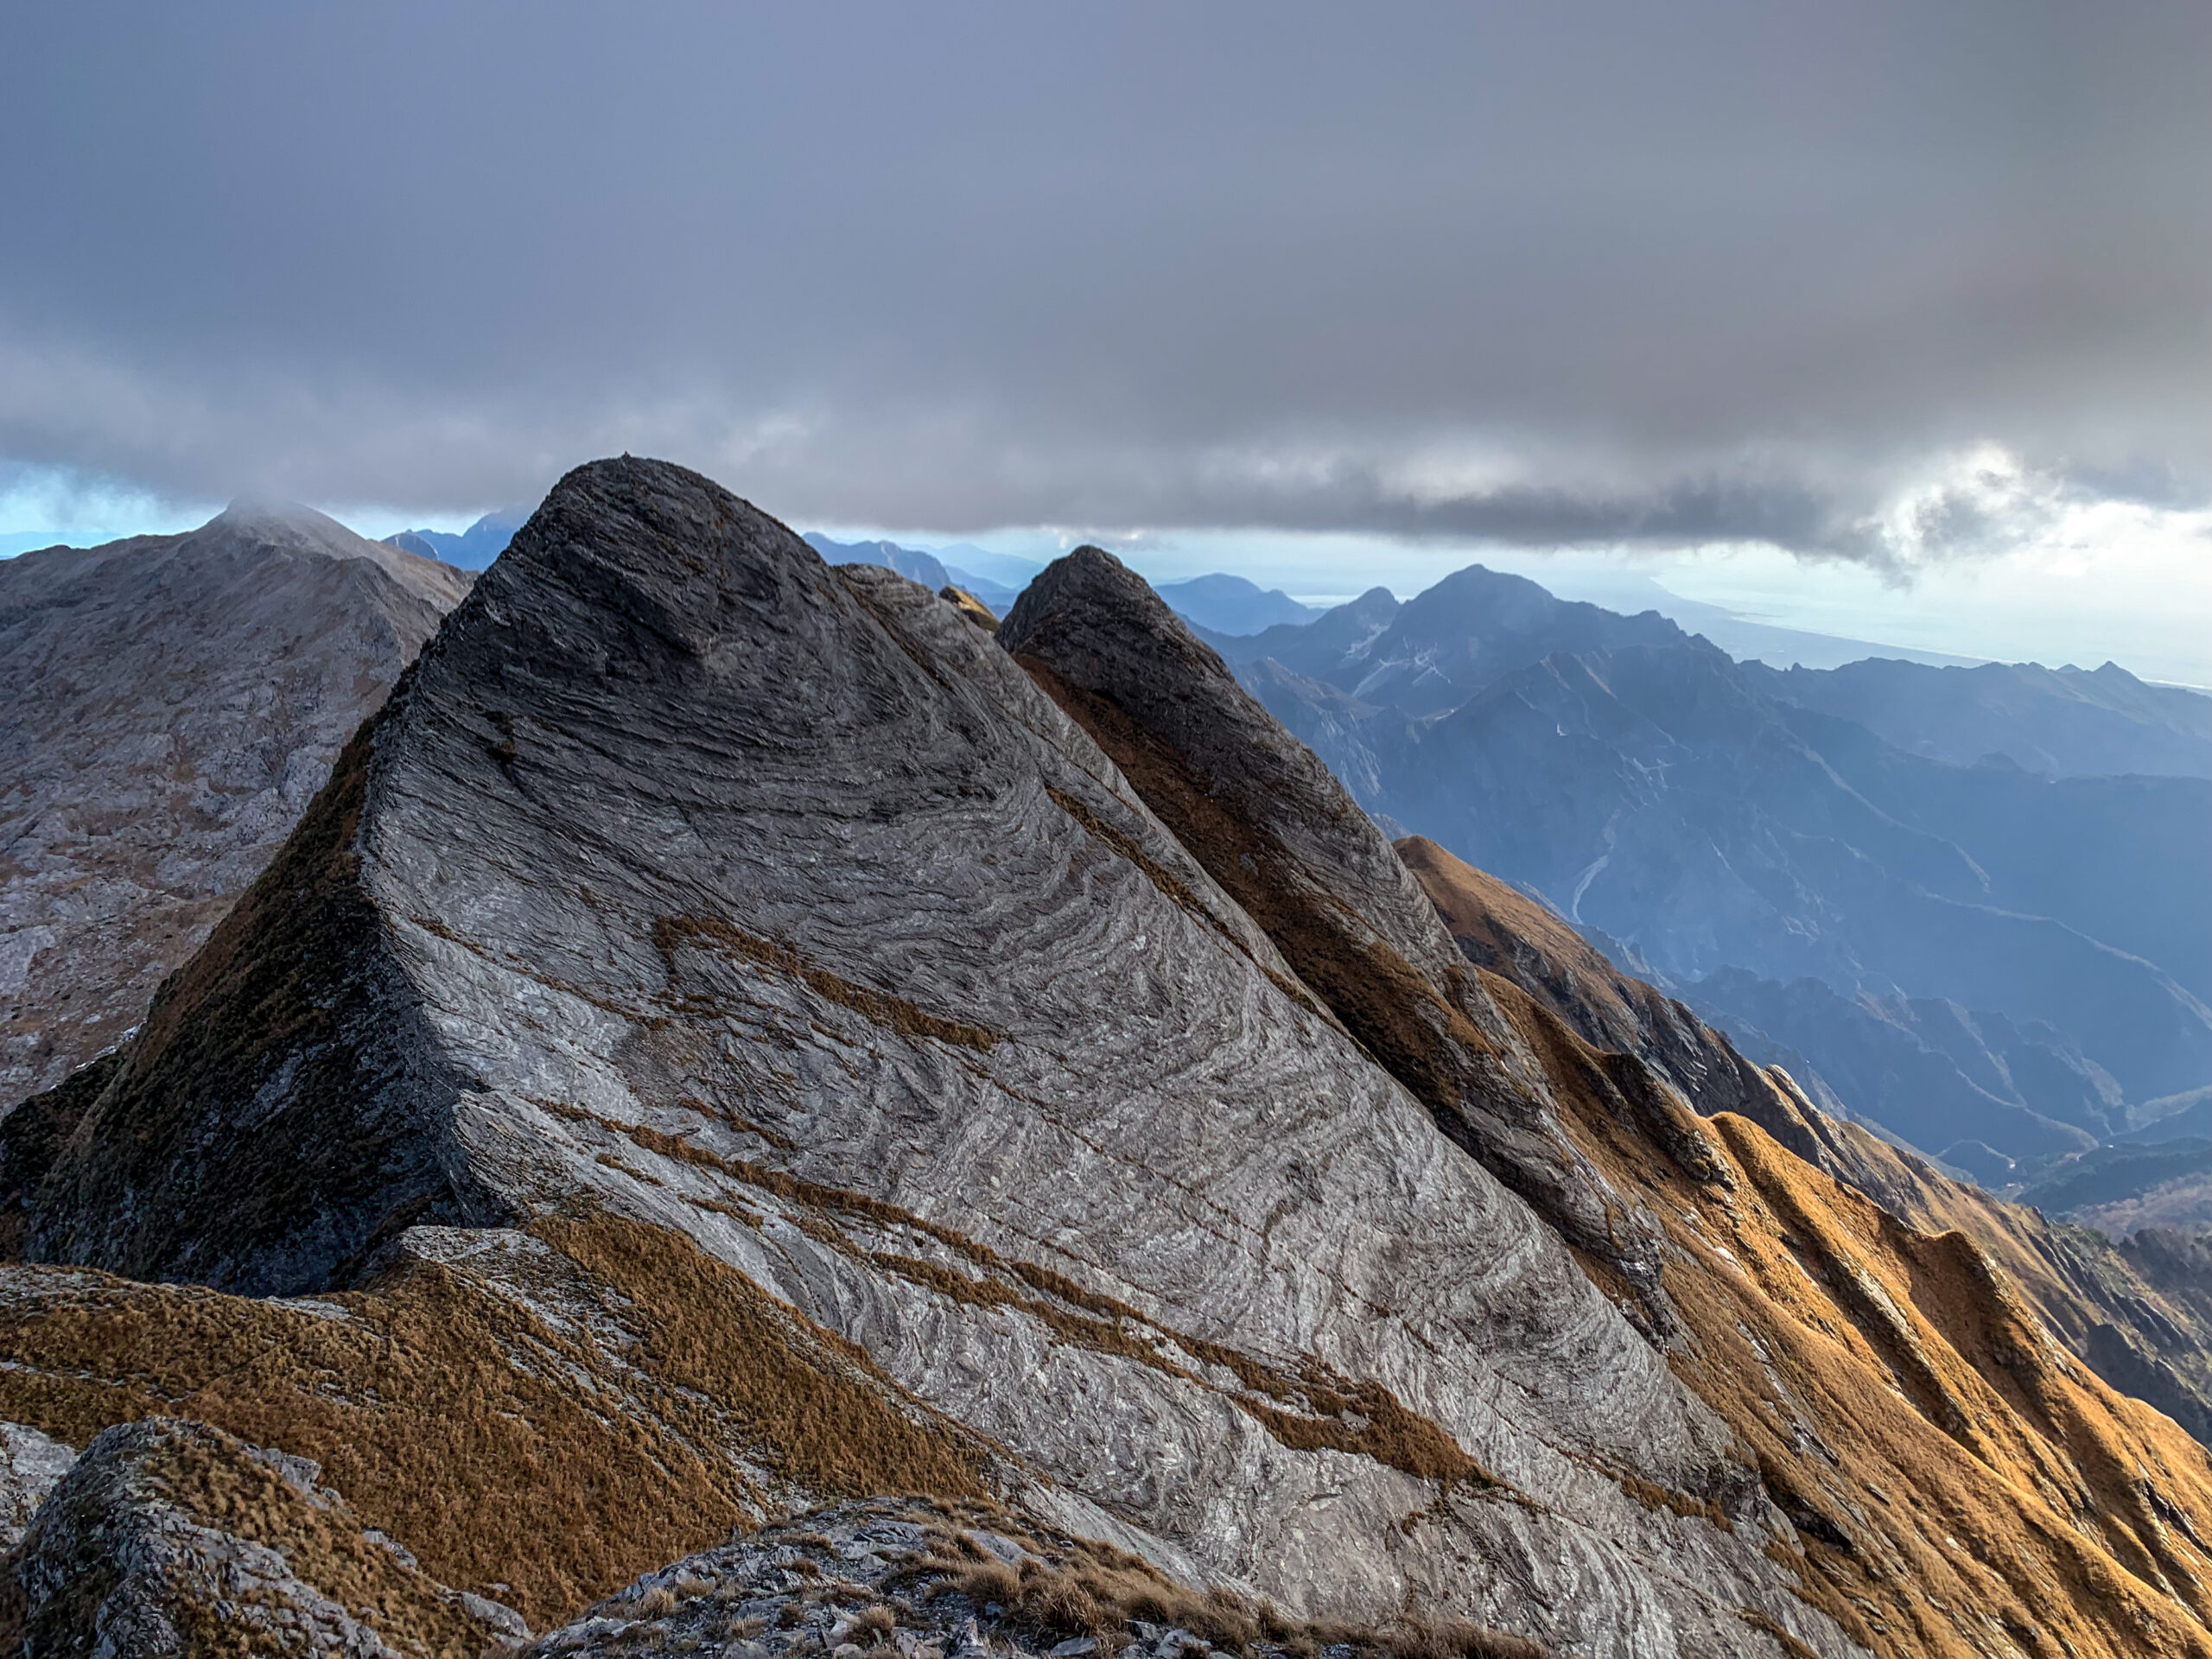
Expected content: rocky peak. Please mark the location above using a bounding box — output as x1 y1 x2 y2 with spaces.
0 459 1842 1656
0 500 470 1106
998 546 1672 1328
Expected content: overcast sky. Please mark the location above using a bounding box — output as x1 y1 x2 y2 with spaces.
8 3 2212 666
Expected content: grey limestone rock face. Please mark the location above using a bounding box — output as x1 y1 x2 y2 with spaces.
6 459 1851 1658
0 1419 74 1549
995 549 1670 1330
0 502 470 1107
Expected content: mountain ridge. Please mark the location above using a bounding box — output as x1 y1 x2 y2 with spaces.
7 463 2212 1655
0 500 470 1104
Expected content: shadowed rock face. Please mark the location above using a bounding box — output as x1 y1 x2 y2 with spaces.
997 549 1673 1331
0 502 470 1107
0 461 1844 1657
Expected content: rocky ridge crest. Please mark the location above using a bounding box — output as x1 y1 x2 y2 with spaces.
3 463 2212 1656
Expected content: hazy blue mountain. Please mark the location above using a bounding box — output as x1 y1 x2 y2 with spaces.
1151 573 1318 635
2123 1085 2212 1144
1216 565 1684 715
801 534 1022 612
1222 564 2212 1162
1203 586 1402 677
803 532 951 589
2018 1140 2212 1233
931 543 1043 589
1747 657 2212 780
384 507 529 569
1685 968 2113 1166
1789 711 2212 1013
380 529 442 561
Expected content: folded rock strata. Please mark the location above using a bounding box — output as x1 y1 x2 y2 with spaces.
996 552 1672 1332
6 460 2212 1657
0 459 1843 1657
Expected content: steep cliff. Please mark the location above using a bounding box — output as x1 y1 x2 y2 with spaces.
995 550 1672 1334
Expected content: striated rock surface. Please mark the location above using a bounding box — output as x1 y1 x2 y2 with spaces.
0 1421 72 1551
996 550 1671 1332
0 459 1846 1657
0 502 469 1105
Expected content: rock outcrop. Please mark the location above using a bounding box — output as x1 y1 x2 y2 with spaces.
0 460 1842 1657
3 1416 520 1656
996 551 1672 1333
0 502 469 1105
0 1421 72 1551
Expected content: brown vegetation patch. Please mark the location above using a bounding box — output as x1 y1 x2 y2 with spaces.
654 913 1002 1050
0 1206 985 1629
149 1427 494 1659
540 1211 987 1502
1473 958 2212 1659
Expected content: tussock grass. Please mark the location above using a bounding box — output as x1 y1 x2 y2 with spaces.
149 1423 494 1659
0 1205 983 1630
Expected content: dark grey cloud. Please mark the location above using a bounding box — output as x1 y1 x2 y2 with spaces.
6 1 2212 555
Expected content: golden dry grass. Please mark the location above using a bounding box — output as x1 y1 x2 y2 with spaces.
1390 830 2212 1657
0 1205 985 1630
149 1426 496 1659
1468 941 2212 1659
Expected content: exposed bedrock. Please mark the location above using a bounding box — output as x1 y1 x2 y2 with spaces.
0 459 1845 1657
996 548 1674 1331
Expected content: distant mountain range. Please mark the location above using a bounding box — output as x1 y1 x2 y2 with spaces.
801 536 1323 636
384 506 530 569
1209 566 2212 1180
